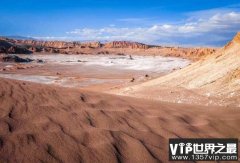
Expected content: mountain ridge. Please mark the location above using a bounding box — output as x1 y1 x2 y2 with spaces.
0 37 217 60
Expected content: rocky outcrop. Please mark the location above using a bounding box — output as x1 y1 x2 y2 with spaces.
15 40 102 49
80 41 102 48
104 41 149 49
0 40 12 53
0 38 32 54
18 40 73 49
2 55 33 63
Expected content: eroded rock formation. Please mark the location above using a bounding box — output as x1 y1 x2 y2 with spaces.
0 37 217 60
0 38 32 54
104 41 149 49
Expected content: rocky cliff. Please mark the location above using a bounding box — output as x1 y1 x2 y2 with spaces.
104 41 149 49
0 37 217 60
15 40 102 49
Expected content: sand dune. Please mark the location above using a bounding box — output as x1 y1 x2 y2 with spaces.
0 78 240 163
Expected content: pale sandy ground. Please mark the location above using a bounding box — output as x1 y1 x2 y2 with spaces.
0 78 240 163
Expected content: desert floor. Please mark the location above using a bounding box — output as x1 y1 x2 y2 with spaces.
0 54 189 91
0 54 239 163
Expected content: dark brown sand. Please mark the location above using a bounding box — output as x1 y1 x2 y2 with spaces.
0 78 239 163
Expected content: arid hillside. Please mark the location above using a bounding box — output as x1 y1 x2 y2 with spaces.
113 32 240 107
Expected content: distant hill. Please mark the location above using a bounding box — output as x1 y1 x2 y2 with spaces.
2 36 36 40
0 37 216 60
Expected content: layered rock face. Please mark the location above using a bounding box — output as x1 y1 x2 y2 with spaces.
16 40 74 49
80 41 102 48
0 37 217 60
104 41 149 49
15 40 102 49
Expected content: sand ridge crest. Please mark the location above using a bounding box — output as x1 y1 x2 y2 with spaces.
233 32 240 44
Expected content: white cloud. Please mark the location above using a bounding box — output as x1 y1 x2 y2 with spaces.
36 10 240 46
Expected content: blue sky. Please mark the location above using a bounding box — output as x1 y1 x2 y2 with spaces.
0 0 240 46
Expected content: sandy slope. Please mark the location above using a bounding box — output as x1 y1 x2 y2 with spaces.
113 33 240 107
0 78 240 163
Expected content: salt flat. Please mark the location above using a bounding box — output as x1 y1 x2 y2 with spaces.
26 54 190 71
0 54 190 90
